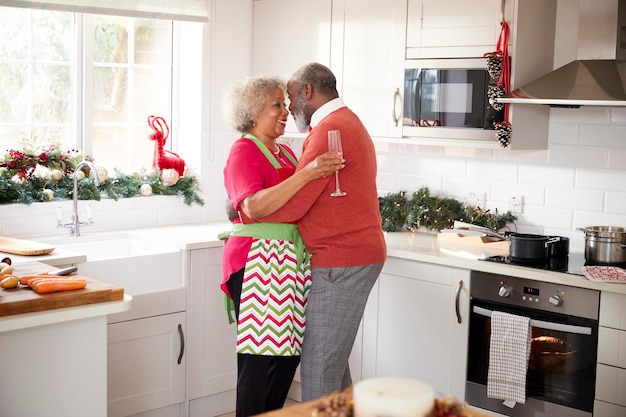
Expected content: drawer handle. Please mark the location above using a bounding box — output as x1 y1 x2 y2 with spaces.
177 323 185 365
455 280 463 324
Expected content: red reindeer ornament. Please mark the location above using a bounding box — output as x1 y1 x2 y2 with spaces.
148 115 185 177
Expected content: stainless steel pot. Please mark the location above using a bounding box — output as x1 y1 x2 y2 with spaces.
577 226 626 265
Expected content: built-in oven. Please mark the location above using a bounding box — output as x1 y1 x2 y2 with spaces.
403 58 504 141
466 271 600 417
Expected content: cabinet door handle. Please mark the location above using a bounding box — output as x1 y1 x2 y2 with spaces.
177 323 185 365
455 280 463 324
392 87 400 127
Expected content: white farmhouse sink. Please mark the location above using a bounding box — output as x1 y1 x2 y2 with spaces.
42 234 183 295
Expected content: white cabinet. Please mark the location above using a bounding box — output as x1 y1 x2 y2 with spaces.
361 257 470 400
595 292 626 415
330 0 407 138
252 0 406 139
407 0 509 59
107 312 187 417
187 247 238 417
0 316 109 417
252 0 332 135
404 0 556 150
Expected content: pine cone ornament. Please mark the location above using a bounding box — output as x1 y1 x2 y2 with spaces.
488 85 505 111
495 121 512 147
485 53 503 80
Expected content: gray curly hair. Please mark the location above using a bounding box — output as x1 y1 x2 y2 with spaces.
223 75 287 133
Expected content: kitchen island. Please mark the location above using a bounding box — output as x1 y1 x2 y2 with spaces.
0 261 132 417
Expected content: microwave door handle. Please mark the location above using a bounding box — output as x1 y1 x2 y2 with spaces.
472 305 592 335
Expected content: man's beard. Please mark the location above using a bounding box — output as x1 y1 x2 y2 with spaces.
292 96 310 133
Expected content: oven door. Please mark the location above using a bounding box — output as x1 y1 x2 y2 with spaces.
466 298 598 417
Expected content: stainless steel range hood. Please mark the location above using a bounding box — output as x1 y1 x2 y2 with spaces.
498 0 626 107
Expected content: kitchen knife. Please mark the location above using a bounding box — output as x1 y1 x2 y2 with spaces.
52 266 78 276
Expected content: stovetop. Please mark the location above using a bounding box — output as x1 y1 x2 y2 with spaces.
480 252 587 276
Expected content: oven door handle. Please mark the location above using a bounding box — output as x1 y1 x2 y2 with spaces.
472 305 593 335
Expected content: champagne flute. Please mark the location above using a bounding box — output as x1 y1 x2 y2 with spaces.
327 130 347 197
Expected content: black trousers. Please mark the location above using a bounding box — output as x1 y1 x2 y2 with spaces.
227 268 300 417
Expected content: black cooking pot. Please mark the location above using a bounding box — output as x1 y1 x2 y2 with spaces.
547 236 569 258
508 233 561 262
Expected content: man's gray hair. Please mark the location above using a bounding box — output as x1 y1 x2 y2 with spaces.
291 63 338 97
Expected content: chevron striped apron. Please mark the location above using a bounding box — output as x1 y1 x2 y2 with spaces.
231 222 311 356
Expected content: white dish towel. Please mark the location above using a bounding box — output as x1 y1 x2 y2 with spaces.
487 310 532 407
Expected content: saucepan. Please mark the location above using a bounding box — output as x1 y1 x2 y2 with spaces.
462 225 563 262
506 233 562 262
577 226 626 265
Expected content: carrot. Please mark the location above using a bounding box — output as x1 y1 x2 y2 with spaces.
27 277 69 288
30 278 87 294
20 274 65 286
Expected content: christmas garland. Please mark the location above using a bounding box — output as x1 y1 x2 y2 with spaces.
379 187 517 233
0 144 204 206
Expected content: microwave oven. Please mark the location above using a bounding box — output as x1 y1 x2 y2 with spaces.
403 58 503 141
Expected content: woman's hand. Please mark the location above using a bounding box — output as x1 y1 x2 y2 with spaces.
302 151 345 180
239 152 344 220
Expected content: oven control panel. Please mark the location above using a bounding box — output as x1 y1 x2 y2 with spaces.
471 270 599 320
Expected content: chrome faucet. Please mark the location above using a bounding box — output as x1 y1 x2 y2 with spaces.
57 160 101 237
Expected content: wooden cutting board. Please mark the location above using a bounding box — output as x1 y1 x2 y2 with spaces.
0 236 55 256
0 275 124 316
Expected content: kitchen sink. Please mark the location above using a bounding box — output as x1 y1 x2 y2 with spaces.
41 233 184 295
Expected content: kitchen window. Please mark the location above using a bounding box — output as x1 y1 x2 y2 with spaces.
0 6 197 175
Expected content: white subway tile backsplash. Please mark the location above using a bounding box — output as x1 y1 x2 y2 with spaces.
158 204 204 225
467 161 518 182
109 207 159 230
580 124 626 148
608 148 626 170
546 187 604 211
491 182 545 206
610 107 626 124
548 122 579 145
606 192 626 215
548 145 607 168
574 211 626 229
576 169 626 193
551 107 611 124
393 175 442 195
495 148 548 165
522 206 574 230
440 178 490 202
519 165 575 186
419 157 467 177
443 146 493 160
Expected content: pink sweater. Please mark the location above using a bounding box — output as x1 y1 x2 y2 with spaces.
260 107 386 268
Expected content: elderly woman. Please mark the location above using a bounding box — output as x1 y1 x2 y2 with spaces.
221 75 342 417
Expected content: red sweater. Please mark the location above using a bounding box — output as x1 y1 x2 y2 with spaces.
260 107 386 268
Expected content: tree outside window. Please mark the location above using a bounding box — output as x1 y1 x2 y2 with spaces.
0 7 174 175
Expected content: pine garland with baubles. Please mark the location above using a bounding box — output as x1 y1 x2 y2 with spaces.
379 187 517 233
